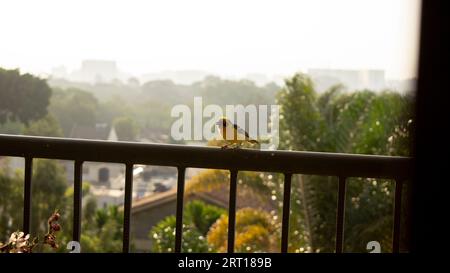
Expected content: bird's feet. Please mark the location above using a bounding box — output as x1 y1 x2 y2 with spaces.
221 143 240 150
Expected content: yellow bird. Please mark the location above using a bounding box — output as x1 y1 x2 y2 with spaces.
215 117 259 149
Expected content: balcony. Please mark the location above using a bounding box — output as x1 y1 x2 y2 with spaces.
0 133 412 253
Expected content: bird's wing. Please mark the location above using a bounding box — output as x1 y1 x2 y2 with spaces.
233 123 251 138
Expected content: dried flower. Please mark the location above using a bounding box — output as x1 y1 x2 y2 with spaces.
0 231 37 253
51 223 61 232
48 212 60 223
43 210 61 249
44 233 58 249
0 210 62 253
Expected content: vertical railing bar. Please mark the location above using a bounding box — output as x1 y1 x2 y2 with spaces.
335 176 347 253
175 167 186 253
281 173 293 253
23 157 33 234
392 179 403 253
73 160 83 243
122 163 133 253
227 169 238 253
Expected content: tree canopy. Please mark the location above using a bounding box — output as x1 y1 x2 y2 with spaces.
0 68 52 124
48 87 99 136
113 116 139 141
275 73 413 252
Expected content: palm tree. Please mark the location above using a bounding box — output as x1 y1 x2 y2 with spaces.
276 73 413 252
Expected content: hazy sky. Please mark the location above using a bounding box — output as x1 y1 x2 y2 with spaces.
0 0 421 79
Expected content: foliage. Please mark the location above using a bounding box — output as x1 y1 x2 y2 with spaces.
113 116 139 141
196 76 278 106
149 200 225 253
23 114 63 137
207 208 276 253
149 215 209 253
0 120 24 135
185 169 230 194
184 200 226 235
48 87 99 136
46 76 280 139
30 159 68 243
97 95 132 126
150 200 277 253
186 169 271 198
0 68 52 124
275 73 413 252
0 166 25 242
80 206 124 252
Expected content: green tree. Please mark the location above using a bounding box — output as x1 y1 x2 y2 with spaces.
183 169 278 253
0 68 52 124
23 114 63 137
64 183 125 253
196 76 278 106
80 205 124 252
184 200 226 235
0 120 25 135
149 200 225 253
97 95 131 125
207 208 276 253
48 88 99 136
29 159 69 252
150 215 208 253
186 169 270 199
0 165 24 242
113 116 139 141
276 73 413 252
46 76 279 143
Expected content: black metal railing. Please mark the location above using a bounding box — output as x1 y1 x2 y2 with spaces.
0 134 413 253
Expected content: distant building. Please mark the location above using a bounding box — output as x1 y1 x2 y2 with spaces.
64 123 119 184
66 60 130 84
83 161 178 209
51 66 68 79
140 70 210 85
308 69 386 92
245 73 270 87
386 78 417 93
89 187 125 208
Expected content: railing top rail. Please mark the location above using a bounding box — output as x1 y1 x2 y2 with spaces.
0 134 412 179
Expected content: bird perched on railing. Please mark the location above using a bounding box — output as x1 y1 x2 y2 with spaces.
214 117 260 149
